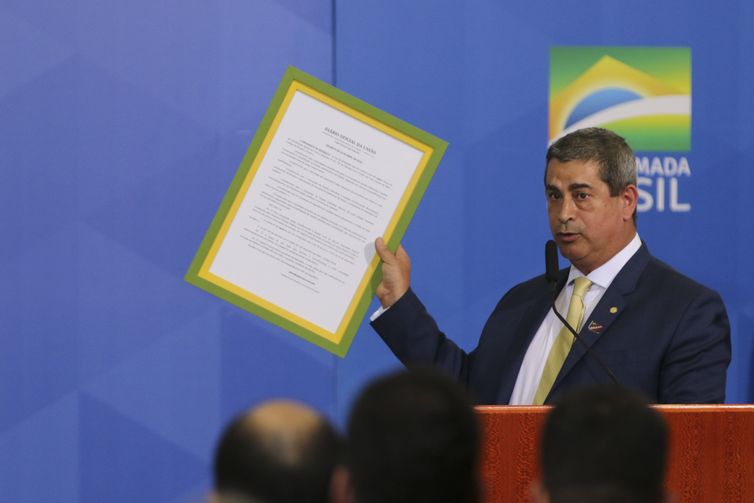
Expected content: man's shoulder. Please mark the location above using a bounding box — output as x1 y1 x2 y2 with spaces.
642 253 722 299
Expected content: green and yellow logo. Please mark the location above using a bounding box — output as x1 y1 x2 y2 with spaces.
549 47 691 152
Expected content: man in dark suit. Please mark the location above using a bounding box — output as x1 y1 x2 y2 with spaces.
371 127 730 404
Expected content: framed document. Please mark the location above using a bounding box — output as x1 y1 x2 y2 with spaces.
185 67 447 356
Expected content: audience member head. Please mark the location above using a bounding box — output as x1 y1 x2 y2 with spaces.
212 400 343 503
534 385 668 503
346 367 481 503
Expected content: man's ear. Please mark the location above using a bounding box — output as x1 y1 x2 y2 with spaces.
529 480 549 503
329 466 355 503
622 184 638 221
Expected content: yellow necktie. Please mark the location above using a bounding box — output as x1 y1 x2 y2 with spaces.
533 276 592 405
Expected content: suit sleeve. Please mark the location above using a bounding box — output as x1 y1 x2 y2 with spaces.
370 288 472 385
659 288 731 403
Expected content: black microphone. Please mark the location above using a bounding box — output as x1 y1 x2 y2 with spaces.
544 240 619 385
545 240 560 290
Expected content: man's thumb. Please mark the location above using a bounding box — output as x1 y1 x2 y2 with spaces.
374 237 394 263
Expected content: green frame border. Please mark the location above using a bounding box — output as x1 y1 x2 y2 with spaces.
185 66 447 357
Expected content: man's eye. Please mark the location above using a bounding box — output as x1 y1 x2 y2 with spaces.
575 192 590 200
547 192 561 200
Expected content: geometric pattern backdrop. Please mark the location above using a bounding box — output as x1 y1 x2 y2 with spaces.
1 1 333 501
2 1 752 502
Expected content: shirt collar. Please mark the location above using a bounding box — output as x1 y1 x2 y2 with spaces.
567 233 642 290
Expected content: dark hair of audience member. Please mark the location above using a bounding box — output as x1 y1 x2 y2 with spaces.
540 386 668 503
213 401 344 503
347 367 481 503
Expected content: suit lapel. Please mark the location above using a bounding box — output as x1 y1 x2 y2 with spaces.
497 269 569 403
548 244 651 399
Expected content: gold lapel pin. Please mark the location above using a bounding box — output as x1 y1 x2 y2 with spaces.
609 306 618 314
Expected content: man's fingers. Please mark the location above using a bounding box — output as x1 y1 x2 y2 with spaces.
395 244 410 266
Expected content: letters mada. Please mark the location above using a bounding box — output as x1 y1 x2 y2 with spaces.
635 156 691 213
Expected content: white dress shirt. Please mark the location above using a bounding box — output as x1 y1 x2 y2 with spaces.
508 233 642 404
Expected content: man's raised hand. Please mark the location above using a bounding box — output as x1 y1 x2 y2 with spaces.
374 237 411 308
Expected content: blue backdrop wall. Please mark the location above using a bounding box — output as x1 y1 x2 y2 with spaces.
2 1 752 502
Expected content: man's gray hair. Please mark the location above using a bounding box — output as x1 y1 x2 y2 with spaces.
546 127 636 196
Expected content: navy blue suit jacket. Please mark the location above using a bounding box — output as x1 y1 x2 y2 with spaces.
371 244 731 404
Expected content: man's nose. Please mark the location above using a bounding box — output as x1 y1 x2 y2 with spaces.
557 196 575 223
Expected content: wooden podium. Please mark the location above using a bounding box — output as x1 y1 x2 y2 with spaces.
476 405 754 502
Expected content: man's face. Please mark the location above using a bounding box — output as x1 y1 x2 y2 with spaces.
545 159 637 275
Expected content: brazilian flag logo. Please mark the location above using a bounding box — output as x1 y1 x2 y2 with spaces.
549 47 691 152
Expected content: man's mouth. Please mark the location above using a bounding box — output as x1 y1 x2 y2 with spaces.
557 232 580 243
